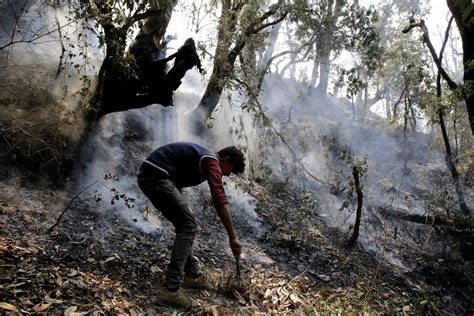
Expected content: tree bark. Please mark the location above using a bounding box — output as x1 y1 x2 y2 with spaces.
254 21 282 90
310 43 320 88
316 40 331 95
190 1 286 132
86 1 175 120
315 0 344 96
438 104 470 215
347 165 363 246
446 0 474 134
430 15 471 216
190 1 238 132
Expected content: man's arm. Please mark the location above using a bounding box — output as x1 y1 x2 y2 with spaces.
162 52 177 63
202 158 241 257
215 204 241 257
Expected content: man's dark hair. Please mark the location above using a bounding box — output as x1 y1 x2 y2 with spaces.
217 146 245 174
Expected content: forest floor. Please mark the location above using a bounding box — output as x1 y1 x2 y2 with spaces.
1 168 473 315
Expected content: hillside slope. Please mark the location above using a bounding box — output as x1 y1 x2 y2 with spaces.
1 71 473 314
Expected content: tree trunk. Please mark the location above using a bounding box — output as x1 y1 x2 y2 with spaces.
437 77 470 216
190 1 237 132
316 44 331 95
348 165 363 246
87 0 176 120
385 90 392 120
91 23 128 119
254 21 282 92
315 0 344 96
438 107 470 215
257 21 282 70
446 0 474 134
310 47 320 88
435 15 470 215
190 1 286 132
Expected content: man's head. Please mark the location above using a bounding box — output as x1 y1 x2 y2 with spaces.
184 38 196 50
217 146 245 176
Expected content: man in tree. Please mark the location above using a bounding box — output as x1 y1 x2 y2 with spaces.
157 37 204 106
137 142 244 309
165 38 204 90
129 37 203 106
129 31 168 97
129 32 161 82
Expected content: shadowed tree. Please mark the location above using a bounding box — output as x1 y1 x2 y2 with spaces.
79 0 177 119
403 16 470 216
446 0 474 134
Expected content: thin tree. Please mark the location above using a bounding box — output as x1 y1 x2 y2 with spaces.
403 17 470 216
347 164 364 246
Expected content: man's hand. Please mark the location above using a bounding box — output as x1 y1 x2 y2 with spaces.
230 238 241 257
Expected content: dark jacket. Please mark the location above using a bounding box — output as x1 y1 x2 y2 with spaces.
143 142 218 188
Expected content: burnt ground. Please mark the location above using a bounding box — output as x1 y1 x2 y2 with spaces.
1 172 473 315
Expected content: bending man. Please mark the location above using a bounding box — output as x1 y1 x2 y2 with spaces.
137 141 245 309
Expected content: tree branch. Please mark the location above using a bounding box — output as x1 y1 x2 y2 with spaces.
125 8 162 30
251 12 288 34
439 16 454 62
0 21 75 51
228 4 288 63
47 180 100 234
402 19 457 90
266 35 317 69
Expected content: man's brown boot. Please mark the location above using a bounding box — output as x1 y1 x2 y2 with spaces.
156 287 197 309
182 274 214 290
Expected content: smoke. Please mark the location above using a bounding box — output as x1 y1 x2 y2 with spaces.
18 0 465 272
0 0 103 147
237 71 465 270
225 181 266 238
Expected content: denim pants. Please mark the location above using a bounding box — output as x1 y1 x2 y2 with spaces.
137 169 201 290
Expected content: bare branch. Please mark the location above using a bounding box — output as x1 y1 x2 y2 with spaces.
0 20 75 51
251 12 288 34
47 180 100 234
402 18 457 90
439 16 454 62
125 8 162 30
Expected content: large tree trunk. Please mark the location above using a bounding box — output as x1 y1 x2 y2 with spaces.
92 24 128 118
316 41 331 95
315 0 344 96
446 0 474 134
191 1 238 132
190 1 286 133
87 0 176 120
310 43 319 87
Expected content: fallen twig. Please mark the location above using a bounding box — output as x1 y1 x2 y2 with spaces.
47 180 100 234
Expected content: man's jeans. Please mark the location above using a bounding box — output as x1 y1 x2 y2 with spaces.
138 170 201 290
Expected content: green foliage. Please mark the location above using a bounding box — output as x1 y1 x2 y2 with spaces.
335 67 366 99
94 173 136 209
338 3 383 74
317 130 368 211
414 285 443 315
337 157 367 213
288 0 382 96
